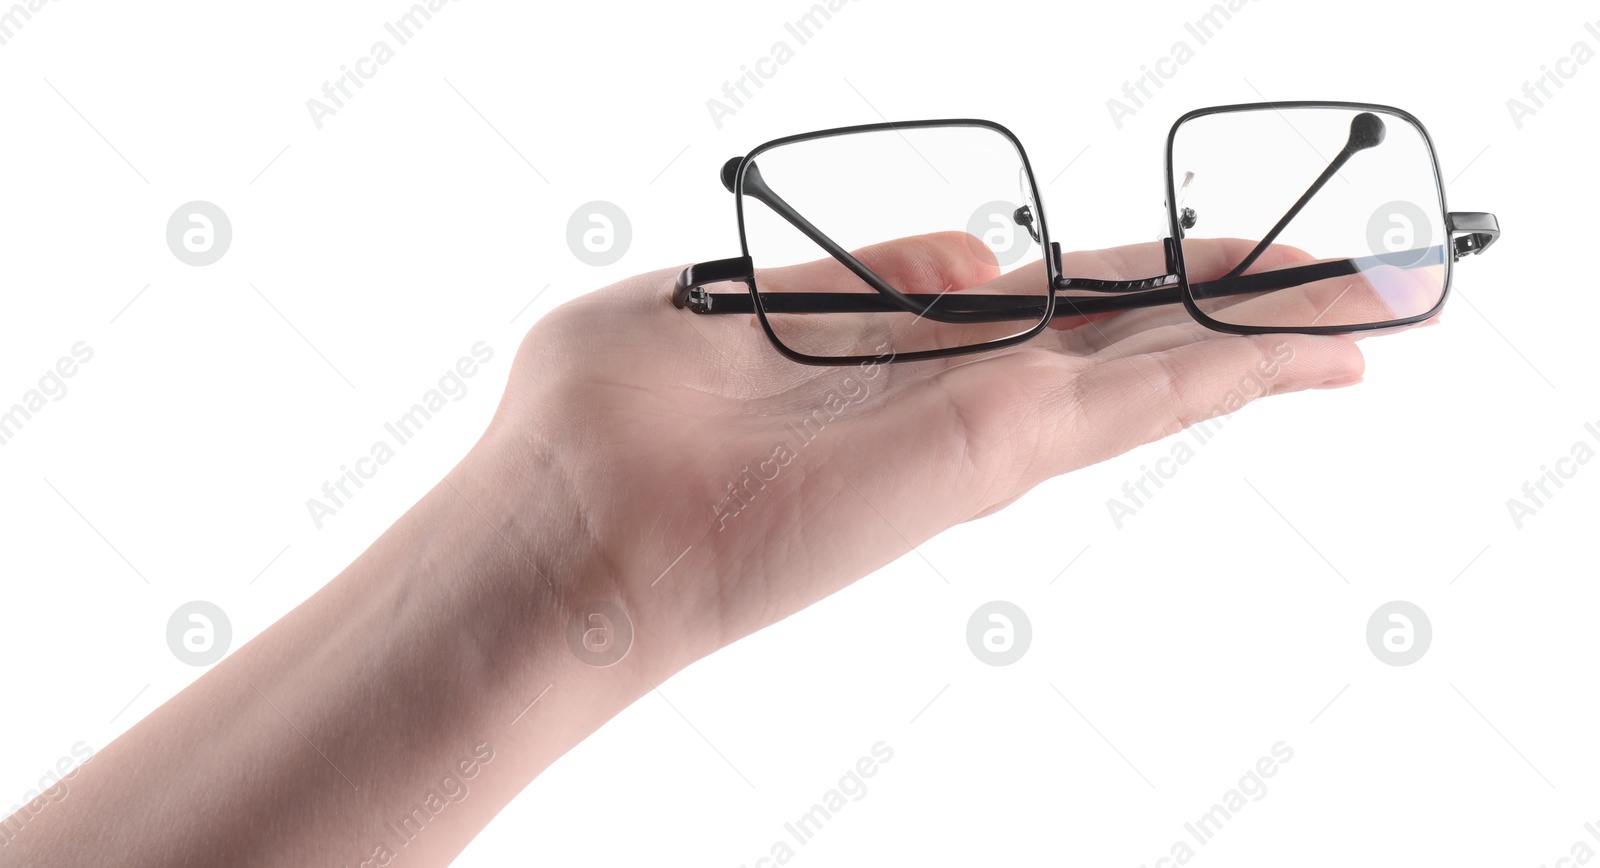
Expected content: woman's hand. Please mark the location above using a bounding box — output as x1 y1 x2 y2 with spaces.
470 232 1367 682
10 232 1370 868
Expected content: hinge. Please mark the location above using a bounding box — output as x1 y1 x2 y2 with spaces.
686 286 712 313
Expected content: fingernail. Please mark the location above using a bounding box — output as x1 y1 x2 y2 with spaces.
1316 374 1364 389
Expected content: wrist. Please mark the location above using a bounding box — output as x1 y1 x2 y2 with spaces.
316 447 677 835
439 434 687 700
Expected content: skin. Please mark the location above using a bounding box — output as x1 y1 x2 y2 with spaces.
1 234 1378 866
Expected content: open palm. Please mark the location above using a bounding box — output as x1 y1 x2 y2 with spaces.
471 233 1367 676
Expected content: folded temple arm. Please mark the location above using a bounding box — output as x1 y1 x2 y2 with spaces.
674 243 1472 323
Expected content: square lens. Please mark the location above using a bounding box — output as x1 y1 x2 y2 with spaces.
1168 105 1450 332
738 121 1053 363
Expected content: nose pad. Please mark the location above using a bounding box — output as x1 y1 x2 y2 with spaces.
1172 170 1198 236
1013 165 1043 245
1012 205 1041 244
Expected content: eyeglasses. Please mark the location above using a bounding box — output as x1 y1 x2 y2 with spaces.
673 101 1500 366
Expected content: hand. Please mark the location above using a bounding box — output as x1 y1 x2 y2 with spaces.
9 232 1373 868
468 231 1368 680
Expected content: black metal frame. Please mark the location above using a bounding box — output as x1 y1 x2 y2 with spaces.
675 102 1500 366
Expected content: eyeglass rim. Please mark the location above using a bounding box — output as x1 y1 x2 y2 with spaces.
732 117 1060 366
1164 100 1454 336
714 102 1479 364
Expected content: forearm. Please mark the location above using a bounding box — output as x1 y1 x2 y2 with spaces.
8 446 658 867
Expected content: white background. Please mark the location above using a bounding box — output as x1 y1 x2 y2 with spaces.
1 0 1595 865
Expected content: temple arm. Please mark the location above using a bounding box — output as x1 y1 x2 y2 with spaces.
1447 211 1499 258
675 245 1457 322
731 158 936 317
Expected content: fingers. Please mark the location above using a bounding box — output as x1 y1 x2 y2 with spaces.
1006 238 1261 349
755 230 1002 295
684 229 1399 377
749 231 1064 363
1055 333 1363 473
1195 264 1444 329
667 230 1010 367
1056 238 1319 349
1057 239 1170 283
1180 237 1319 282
921 332 1365 506
1052 237 1440 361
